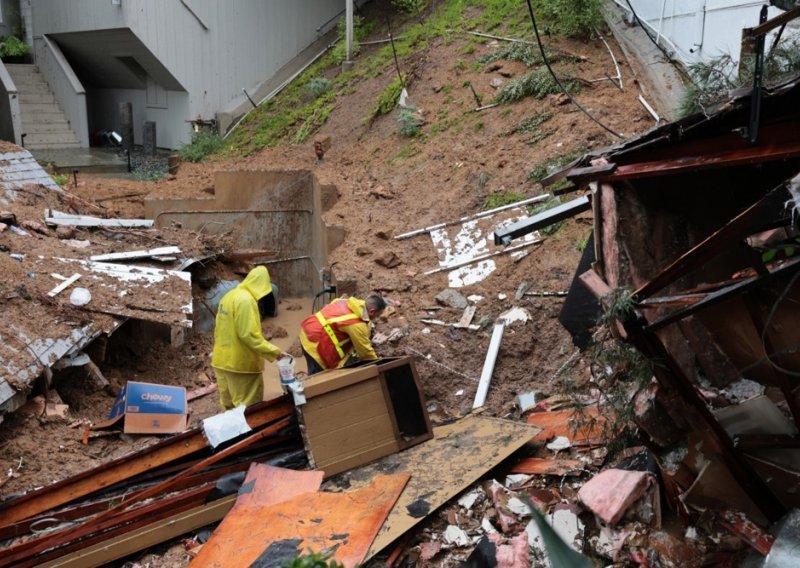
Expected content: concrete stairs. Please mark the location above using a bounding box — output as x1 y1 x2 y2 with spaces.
5 64 81 149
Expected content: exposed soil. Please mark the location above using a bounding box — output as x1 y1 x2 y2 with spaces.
0 2 659 564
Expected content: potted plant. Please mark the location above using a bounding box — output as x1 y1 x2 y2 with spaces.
0 35 30 63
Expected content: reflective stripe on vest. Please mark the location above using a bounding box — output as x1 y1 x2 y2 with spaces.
314 311 357 359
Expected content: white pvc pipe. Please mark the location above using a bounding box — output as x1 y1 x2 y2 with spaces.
472 320 505 409
395 194 551 240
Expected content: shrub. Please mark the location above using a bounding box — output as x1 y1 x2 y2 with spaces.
482 190 527 210
178 132 225 162
397 107 423 136
494 68 578 104
535 0 604 39
0 35 29 58
392 0 425 15
306 77 332 99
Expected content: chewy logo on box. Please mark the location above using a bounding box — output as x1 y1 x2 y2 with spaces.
96 381 188 434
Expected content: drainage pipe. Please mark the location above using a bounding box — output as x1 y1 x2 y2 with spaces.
473 320 506 409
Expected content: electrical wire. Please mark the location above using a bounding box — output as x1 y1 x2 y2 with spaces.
523 0 625 140
760 268 800 376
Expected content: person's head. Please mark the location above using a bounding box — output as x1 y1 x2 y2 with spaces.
365 294 387 320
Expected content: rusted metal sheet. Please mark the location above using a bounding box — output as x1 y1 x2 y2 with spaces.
0 397 293 527
190 465 325 566
192 470 408 568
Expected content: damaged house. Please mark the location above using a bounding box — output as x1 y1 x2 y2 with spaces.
554 76 800 542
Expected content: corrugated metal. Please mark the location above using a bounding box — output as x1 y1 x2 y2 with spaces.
29 0 349 148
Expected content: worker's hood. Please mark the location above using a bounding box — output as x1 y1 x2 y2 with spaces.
346 296 369 321
239 266 273 300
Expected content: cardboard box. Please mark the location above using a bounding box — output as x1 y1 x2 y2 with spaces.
97 381 188 434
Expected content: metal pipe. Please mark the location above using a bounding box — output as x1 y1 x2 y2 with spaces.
422 239 541 276
394 194 550 240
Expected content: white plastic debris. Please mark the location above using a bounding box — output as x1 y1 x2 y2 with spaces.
517 391 537 412
202 405 252 448
421 327 431 334
467 294 484 303
443 525 470 547
505 473 530 487
499 306 531 325
481 517 499 535
498 293 507 300
458 490 481 509
546 436 572 451
69 287 92 306
507 497 532 517
455 389 464 396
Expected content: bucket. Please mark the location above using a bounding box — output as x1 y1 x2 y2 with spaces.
277 356 296 386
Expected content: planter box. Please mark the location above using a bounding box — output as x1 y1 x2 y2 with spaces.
297 356 433 477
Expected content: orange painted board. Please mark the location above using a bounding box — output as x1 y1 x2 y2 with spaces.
526 408 609 445
192 470 409 568
191 464 324 567
510 457 586 476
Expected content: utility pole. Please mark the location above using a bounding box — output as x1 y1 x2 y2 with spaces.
344 0 354 70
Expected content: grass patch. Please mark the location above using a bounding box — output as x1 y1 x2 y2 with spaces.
529 196 565 235
480 41 580 68
52 173 69 186
500 111 553 144
178 132 226 162
482 189 528 210
373 76 406 116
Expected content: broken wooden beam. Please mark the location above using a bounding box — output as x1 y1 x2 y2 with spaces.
47 274 81 298
44 209 154 228
0 397 293 527
472 319 505 409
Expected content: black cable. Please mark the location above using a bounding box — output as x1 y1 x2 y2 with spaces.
523 0 625 139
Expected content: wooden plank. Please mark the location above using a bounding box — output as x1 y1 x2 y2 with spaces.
301 381 388 433
455 305 477 328
493 196 590 246
579 269 612 302
646 255 800 332
2 417 293 564
510 457 586 476
634 183 790 299
36 495 237 568
363 416 540 558
191 473 409 568
565 162 617 185
745 6 800 38
47 273 81 297
302 364 379 398
0 397 292 527
89 246 182 262
527 407 609 446
308 414 397 463
317 441 401 478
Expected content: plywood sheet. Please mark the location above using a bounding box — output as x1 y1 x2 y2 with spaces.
339 415 540 559
192 470 408 568
191 464 324 567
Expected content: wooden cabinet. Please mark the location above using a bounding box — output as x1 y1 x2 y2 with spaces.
297 357 433 477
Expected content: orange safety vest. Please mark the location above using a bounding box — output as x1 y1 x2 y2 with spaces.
301 300 363 369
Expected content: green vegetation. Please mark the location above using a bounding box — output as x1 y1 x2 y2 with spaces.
306 77 332 99
178 132 226 162
480 41 579 68
392 0 426 15
397 107 424 136
0 35 29 58
226 0 589 156
51 173 69 186
331 15 372 64
373 76 406 117
535 0 605 39
393 140 421 161
500 111 553 144
482 190 527 210
575 230 591 252
494 68 579 104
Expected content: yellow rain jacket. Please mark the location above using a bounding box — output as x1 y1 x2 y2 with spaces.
299 296 377 370
211 266 282 374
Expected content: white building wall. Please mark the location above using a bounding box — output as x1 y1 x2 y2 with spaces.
30 0 348 147
618 0 787 67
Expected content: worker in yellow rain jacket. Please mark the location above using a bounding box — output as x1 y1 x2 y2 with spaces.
299 295 386 374
211 266 290 410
